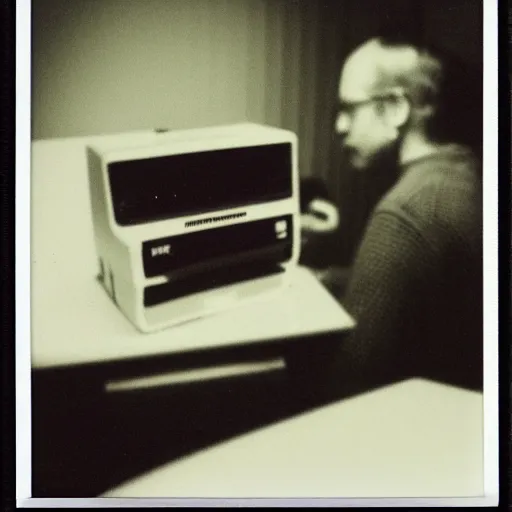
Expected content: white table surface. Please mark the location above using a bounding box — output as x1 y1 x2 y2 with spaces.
102 378 483 499
31 134 355 369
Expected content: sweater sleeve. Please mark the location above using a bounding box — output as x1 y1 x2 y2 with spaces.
322 207 439 399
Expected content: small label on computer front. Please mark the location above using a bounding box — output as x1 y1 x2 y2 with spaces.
151 244 171 257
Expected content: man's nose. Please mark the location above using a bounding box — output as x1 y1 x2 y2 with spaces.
335 112 350 135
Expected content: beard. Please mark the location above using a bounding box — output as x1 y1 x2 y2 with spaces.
342 138 401 175
342 138 402 209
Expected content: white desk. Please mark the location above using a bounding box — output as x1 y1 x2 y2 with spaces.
31 133 354 370
102 378 483 499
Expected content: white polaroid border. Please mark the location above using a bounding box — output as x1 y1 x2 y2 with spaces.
16 0 499 507
15 0 33 505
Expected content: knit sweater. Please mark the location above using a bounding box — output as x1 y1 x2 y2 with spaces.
323 144 483 399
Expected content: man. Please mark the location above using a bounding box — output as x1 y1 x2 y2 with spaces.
304 35 483 401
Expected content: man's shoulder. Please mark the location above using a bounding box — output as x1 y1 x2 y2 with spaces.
376 145 481 225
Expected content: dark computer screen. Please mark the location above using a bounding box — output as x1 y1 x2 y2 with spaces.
108 143 292 225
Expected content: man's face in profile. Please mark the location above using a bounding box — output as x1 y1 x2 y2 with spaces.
335 49 401 171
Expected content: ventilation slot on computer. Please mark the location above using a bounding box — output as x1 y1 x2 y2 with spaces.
185 212 247 228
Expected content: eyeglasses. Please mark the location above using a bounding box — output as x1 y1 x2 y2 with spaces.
337 97 379 117
335 91 409 122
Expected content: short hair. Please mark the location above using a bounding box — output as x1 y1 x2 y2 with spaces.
371 26 482 153
371 39 443 111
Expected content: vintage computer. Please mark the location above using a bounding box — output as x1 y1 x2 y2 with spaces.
86 123 300 332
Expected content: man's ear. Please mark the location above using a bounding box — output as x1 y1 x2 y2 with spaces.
382 87 410 129
386 93 410 129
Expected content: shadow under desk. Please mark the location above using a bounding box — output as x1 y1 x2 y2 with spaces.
31 332 352 498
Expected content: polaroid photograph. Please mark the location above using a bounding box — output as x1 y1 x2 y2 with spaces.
16 0 499 507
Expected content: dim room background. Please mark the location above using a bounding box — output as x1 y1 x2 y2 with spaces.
32 0 483 267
